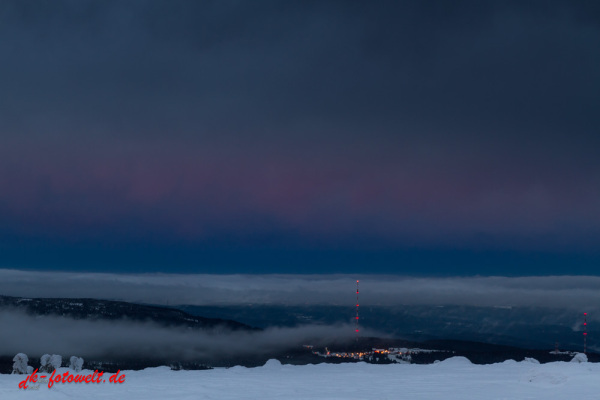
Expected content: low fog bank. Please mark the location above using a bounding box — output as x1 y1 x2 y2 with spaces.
1 270 599 314
0 309 362 360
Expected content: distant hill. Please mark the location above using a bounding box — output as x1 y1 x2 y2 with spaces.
0 294 262 373
0 295 256 331
177 304 591 351
1 296 595 373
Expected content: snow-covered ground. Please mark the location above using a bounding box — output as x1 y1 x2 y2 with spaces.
1 357 598 399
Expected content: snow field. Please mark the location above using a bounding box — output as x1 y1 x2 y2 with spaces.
1 357 598 400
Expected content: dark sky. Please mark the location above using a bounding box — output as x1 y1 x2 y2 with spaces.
1 0 599 275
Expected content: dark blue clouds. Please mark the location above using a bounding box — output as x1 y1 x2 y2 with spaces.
0 1 599 274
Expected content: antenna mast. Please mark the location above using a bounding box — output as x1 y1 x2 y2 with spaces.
584 312 587 355
355 280 360 341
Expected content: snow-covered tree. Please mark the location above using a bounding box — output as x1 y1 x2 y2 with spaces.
69 356 84 372
50 354 62 371
12 353 29 374
571 353 588 363
40 354 52 372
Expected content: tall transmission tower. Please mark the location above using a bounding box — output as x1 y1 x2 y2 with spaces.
584 312 587 355
355 280 360 341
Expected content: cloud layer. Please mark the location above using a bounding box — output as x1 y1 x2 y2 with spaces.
0 308 357 359
1 269 599 314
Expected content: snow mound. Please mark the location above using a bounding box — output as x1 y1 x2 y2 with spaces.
263 359 283 368
439 356 471 366
523 357 540 364
570 353 588 363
